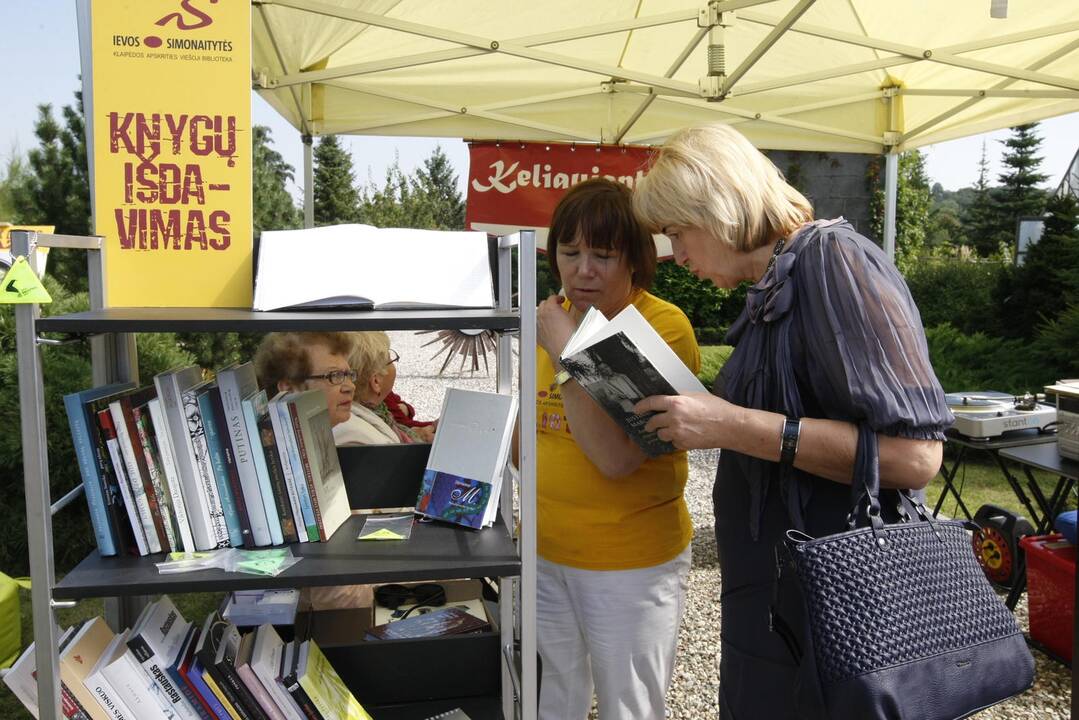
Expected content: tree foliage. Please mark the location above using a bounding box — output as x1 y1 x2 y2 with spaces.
356 147 465 230
962 141 1000 257
252 125 301 237
11 93 92 291
868 150 931 274
313 135 359 225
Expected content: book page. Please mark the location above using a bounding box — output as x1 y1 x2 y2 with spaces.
253 224 494 312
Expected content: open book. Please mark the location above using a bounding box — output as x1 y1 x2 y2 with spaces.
253 224 494 311
559 305 706 457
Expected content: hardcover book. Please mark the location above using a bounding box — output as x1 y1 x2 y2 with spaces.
256 405 300 543
240 389 285 545
132 402 181 553
216 362 272 548
197 385 245 547
207 382 255 549
155 367 219 551
558 304 706 457
271 393 319 542
122 597 202 720
147 397 196 553
250 624 305 720
253 224 494 312
96 408 151 556
182 379 232 549
109 388 169 553
84 630 137 720
60 617 119 720
234 631 287 720
286 390 350 542
64 382 136 557
266 393 310 544
415 388 517 529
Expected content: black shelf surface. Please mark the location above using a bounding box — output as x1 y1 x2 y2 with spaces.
54 515 519 599
371 695 502 719
36 306 520 333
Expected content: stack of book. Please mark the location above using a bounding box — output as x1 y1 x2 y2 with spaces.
65 362 350 557
3 596 372 720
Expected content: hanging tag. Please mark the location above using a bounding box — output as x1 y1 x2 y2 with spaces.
0 256 52 304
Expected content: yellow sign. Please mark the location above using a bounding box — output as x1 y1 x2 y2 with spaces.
89 0 251 307
0 225 54 271
0 257 52 304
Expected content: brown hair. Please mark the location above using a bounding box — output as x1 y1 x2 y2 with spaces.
254 332 356 393
547 178 657 289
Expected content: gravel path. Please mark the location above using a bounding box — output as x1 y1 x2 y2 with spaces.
389 330 1071 719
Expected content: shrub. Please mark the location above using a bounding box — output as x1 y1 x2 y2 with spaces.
1031 302 1079 382
904 260 1003 335
923 324 1043 394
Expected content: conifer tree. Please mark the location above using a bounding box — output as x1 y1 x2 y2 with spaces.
962 141 1000 257
313 135 359 225
414 145 465 230
992 123 1049 252
252 125 301 237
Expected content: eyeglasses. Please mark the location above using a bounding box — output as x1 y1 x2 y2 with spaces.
387 349 400 365
304 368 358 386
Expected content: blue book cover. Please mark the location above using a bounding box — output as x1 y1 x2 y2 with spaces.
198 386 244 547
274 395 318 541
416 471 492 530
64 383 136 556
241 390 284 545
168 625 214 720
185 655 232 720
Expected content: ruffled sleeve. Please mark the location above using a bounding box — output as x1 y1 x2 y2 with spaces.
794 224 953 439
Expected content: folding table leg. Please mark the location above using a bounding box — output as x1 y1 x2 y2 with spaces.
933 446 973 520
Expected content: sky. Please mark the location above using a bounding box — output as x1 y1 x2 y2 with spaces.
2 1 1076 205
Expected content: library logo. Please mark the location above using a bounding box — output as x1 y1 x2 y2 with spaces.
155 0 218 31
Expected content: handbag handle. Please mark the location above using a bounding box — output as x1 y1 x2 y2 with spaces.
848 423 943 544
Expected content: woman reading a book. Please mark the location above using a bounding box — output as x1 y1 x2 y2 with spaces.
254 331 358 428
631 123 952 719
534 178 700 720
336 331 433 445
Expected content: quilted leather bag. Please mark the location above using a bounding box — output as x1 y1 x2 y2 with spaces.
772 425 1034 719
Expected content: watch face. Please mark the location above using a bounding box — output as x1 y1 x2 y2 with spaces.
972 526 1013 585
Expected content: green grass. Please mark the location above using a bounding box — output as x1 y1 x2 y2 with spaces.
698 345 734 387
0 590 225 719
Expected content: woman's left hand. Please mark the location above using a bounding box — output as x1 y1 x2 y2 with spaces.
634 392 740 450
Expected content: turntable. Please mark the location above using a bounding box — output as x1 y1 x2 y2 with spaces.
947 391 1057 441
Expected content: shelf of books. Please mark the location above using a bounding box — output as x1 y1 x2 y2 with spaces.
11 227 537 720
36 307 521 333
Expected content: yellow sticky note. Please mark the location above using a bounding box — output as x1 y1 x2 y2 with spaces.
0 257 51 304
358 528 406 541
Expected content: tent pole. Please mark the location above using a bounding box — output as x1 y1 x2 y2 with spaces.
883 152 898 262
303 134 314 228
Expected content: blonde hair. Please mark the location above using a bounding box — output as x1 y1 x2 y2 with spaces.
349 331 391 386
634 123 814 252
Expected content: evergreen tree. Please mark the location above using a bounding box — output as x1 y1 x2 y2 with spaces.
0 152 30 220
962 141 999 257
13 92 92 291
252 125 301 237
414 146 465 230
313 135 359 225
996 192 1079 339
868 150 931 274
357 159 418 228
992 123 1049 253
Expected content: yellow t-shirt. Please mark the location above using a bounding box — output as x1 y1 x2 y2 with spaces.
536 290 701 570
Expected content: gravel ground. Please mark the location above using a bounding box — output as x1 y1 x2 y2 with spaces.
388 330 1071 719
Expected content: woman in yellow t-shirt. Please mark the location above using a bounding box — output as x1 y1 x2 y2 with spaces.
535 178 700 720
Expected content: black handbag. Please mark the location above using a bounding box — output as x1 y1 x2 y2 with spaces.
771 425 1035 720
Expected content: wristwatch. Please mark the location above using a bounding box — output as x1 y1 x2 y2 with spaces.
779 416 802 466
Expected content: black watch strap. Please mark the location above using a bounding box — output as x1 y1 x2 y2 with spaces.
780 417 802 466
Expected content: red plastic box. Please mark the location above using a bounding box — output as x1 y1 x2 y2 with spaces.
1019 533 1075 662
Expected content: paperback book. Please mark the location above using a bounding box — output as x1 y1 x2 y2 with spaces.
558 304 706 456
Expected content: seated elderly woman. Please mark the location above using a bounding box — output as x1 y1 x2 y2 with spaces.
254 331 358 428
334 331 434 446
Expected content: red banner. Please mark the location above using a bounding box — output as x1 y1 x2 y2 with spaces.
466 141 656 242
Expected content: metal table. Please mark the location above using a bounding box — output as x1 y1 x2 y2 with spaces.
934 429 1058 525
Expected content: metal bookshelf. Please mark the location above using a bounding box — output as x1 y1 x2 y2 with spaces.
12 229 538 720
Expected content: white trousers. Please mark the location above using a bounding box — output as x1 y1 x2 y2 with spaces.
536 545 692 720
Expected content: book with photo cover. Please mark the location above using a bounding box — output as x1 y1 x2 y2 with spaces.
364 607 489 641
253 224 494 311
558 304 706 457
414 389 516 529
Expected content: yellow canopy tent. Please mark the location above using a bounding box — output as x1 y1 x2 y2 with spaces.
251 0 1079 254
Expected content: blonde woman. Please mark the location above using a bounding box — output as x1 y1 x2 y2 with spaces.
334 331 431 445
632 124 952 718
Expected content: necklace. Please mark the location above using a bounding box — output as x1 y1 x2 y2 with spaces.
764 234 786 273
